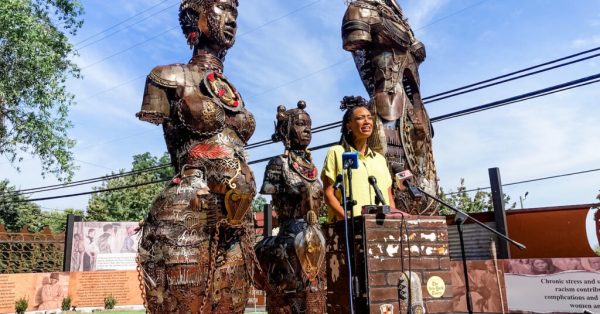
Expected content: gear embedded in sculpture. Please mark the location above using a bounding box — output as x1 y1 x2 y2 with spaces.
203 71 244 111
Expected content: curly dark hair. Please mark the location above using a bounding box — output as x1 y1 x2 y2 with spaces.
339 96 369 151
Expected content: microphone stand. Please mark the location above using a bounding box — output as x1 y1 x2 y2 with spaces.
338 164 356 314
412 184 526 314
346 161 360 300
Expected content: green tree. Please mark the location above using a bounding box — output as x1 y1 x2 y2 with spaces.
252 195 268 213
0 0 84 180
41 208 84 232
86 152 174 222
438 178 516 215
0 179 44 231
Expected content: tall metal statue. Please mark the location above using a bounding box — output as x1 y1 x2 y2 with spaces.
342 0 439 214
254 101 327 314
136 0 257 312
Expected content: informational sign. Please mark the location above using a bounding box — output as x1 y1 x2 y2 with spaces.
0 272 69 313
0 271 144 314
505 257 600 313
70 221 140 271
68 271 143 307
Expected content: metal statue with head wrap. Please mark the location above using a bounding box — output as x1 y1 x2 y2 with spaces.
342 0 439 214
254 101 327 313
136 0 258 312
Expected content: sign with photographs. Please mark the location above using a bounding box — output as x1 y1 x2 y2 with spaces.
505 257 600 313
70 222 140 272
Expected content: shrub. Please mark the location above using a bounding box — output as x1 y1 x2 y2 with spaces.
104 294 117 310
15 297 28 314
61 295 72 311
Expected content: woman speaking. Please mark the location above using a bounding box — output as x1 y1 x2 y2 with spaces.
321 96 396 221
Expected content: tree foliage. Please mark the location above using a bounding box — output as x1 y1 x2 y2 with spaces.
0 179 44 231
42 207 84 232
0 0 84 180
0 180 84 232
87 152 174 222
438 178 516 215
252 195 267 213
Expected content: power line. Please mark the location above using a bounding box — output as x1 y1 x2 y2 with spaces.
80 1 321 71
77 3 178 50
1 165 168 196
74 0 176 47
414 0 490 31
237 0 321 37
81 26 178 70
424 48 600 103
76 0 479 98
6 71 600 197
4 179 168 204
5 73 599 201
77 42 600 155
445 168 600 196
7 163 600 205
430 72 600 122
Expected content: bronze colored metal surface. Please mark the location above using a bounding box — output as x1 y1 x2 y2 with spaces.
342 0 439 215
136 1 257 313
255 101 327 314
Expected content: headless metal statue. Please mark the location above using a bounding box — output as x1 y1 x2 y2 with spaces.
254 101 327 314
136 0 257 312
342 0 439 214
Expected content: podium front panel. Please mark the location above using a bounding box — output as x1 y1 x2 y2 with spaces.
324 214 453 313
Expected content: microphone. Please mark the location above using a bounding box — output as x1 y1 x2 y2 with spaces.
395 170 423 202
368 176 386 206
342 151 358 169
333 174 343 190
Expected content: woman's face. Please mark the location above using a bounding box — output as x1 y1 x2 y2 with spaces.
200 0 238 49
289 113 311 149
346 107 373 143
533 259 548 272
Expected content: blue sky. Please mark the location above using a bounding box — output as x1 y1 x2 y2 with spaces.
2 0 600 212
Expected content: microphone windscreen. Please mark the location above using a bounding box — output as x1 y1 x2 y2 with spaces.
368 176 377 184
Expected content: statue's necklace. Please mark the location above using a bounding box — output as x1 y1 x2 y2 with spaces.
289 151 318 182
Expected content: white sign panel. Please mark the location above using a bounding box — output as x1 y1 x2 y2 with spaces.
506 271 600 313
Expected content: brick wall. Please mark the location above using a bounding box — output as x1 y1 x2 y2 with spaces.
325 214 453 313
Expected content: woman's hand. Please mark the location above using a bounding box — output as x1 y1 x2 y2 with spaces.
323 178 345 221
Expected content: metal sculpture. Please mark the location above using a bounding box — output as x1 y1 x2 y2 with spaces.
136 0 257 312
342 0 439 214
254 101 327 314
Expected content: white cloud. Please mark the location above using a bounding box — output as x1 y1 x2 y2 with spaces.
572 36 600 48
404 0 450 29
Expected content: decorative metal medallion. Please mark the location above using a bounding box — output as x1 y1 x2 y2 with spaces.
202 71 244 112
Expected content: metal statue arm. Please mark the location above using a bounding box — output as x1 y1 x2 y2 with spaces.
260 157 283 195
137 65 180 125
342 4 374 51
